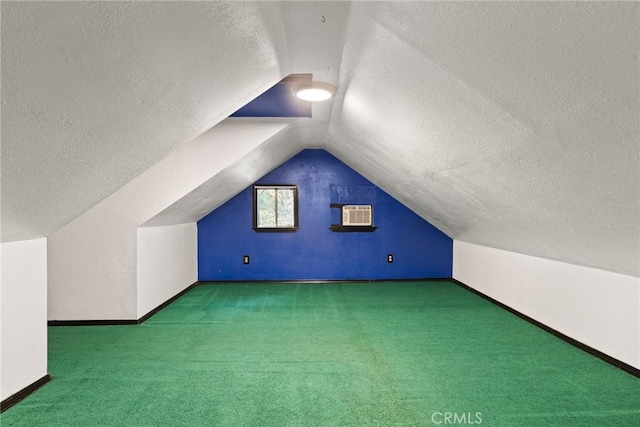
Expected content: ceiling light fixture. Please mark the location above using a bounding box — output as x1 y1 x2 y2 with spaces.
293 82 336 102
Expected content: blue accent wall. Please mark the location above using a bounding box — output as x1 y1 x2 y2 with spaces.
231 82 311 118
198 149 452 281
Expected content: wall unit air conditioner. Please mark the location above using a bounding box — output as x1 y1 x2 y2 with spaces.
342 205 373 226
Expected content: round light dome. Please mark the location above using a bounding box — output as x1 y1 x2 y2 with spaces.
294 82 336 102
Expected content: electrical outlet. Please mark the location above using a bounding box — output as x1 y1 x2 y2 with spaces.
243 255 250 264
387 254 393 263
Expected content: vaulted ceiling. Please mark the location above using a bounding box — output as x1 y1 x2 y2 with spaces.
2 2 638 276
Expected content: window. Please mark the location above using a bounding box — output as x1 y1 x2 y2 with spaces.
253 185 298 231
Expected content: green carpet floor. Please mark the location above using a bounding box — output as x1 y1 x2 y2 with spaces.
2 281 639 426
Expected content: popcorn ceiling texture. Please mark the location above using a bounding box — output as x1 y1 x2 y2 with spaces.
2 2 638 276
1 1 289 241
327 2 639 276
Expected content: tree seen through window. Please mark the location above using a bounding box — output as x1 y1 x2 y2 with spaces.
253 185 298 231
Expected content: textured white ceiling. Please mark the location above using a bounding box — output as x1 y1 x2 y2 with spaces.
2 2 638 276
142 121 303 227
1 1 290 241
326 1 639 276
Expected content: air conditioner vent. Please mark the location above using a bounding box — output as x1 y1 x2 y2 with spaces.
342 205 373 226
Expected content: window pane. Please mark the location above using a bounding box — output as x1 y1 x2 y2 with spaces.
254 185 297 230
276 188 295 227
257 189 276 227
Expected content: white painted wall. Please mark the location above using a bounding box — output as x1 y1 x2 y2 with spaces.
137 223 197 319
453 240 640 369
1 238 48 401
48 119 292 320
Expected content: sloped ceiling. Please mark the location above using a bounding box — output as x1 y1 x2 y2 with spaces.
1 1 291 241
142 120 304 227
2 2 638 276
326 1 639 276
